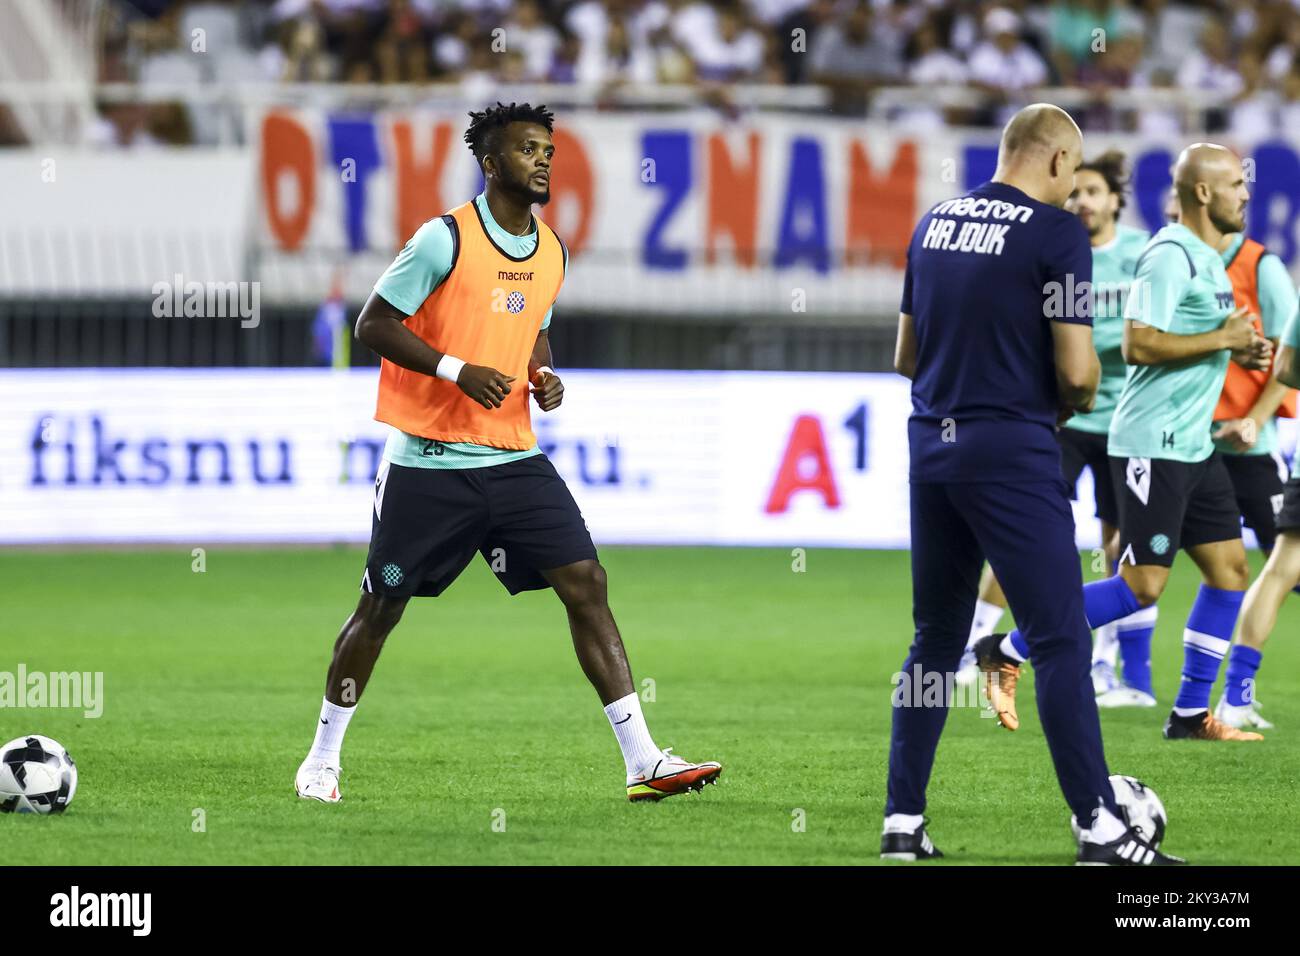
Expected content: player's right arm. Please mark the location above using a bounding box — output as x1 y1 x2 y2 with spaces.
893 312 916 380
1121 242 1265 368
1044 213 1098 413
355 218 515 410
1275 311 1300 390
1052 320 1100 413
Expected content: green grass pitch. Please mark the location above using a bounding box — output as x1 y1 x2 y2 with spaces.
2 546 1297 865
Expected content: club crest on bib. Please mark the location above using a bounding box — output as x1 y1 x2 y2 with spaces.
506 291 526 314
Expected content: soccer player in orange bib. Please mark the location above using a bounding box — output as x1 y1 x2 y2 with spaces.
294 103 720 804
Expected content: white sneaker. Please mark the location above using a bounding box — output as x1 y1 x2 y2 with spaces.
954 648 979 687
295 759 341 803
1091 661 1119 695
1095 685 1157 708
626 748 721 802
1215 696 1274 730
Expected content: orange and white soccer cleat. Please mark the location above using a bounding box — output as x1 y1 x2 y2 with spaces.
974 633 1021 731
1163 711 1264 742
626 748 722 802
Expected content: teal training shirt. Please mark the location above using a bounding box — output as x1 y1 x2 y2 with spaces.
1108 223 1238 464
372 192 562 470
1212 234 1299 458
1065 223 1149 435
1283 310 1300 479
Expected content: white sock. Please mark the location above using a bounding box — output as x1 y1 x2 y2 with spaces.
966 599 1005 649
1092 622 1119 667
306 697 356 766
883 812 925 833
999 633 1027 663
1083 805 1128 843
604 692 661 774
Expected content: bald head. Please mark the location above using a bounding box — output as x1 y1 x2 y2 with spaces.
992 104 1083 207
1173 143 1236 205
999 104 1081 164
1172 142 1247 236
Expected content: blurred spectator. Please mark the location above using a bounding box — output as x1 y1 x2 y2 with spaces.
61 0 1300 136
744 0 810 26
907 16 968 86
548 30 583 83
896 16 970 130
1176 21 1245 98
1264 11 1300 81
688 2 766 82
775 0 837 84
581 17 659 84
809 0 904 115
967 7 1049 92
1280 61 1300 133
260 17 331 81
1229 50 1276 139
1140 0 1209 76
1048 0 1123 84
503 0 560 82
432 11 480 78
568 0 663 85
374 0 430 83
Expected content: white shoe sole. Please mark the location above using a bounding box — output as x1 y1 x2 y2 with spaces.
295 782 341 803
1096 690 1156 708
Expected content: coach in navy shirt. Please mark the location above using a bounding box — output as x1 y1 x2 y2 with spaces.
880 105 1180 866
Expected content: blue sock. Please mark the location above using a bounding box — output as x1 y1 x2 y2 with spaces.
1173 585 1244 713
1116 606 1158 696
1223 645 1263 707
1006 576 1141 660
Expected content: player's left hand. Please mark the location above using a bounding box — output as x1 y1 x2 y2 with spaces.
1212 417 1258 452
530 368 563 411
1231 331 1272 372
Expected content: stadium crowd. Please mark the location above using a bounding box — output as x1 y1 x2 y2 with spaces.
92 0 1300 139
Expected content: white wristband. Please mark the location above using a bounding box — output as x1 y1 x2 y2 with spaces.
436 354 466 383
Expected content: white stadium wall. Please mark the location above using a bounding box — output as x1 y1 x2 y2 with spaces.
3 369 1293 548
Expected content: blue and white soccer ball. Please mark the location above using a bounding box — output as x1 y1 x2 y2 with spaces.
0 735 78 814
1071 774 1166 847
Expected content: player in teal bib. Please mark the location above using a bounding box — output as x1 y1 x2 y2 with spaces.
372 191 563 470
1210 234 1298 461
1218 307 1300 730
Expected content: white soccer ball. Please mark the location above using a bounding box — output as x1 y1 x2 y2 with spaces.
1070 774 1166 847
0 735 78 814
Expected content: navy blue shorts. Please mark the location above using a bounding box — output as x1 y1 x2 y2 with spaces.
1108 453 1241 567
1058 426 1118 527
361 455 598 598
